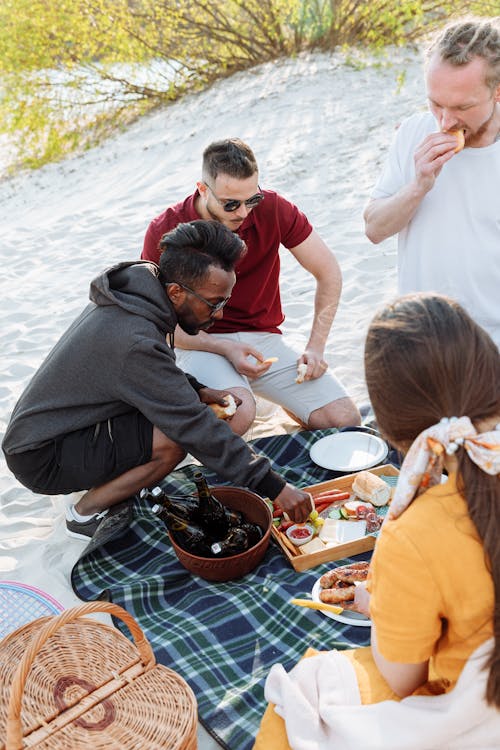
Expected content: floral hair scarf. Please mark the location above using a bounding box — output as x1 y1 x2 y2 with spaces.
389 416 500 520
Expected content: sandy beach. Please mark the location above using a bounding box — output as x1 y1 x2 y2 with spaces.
0 47 425 746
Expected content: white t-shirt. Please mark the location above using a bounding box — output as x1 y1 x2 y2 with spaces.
372 112 500 349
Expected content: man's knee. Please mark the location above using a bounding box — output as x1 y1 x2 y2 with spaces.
223 387 256 436
307 397 361 430
151 427 186 465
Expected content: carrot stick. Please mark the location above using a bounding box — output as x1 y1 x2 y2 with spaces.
314 492 350 504
314 502 333 513
315 488 349 497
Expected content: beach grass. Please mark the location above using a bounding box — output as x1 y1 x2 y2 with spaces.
0 0 489 174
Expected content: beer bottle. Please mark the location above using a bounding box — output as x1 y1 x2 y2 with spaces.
141 486 200 523
239 521 263 548
225 507 245 527
193 471 229 538
152 503 213 557
210 527 249 557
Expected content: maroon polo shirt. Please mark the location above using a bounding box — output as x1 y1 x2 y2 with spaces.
141 190 312 334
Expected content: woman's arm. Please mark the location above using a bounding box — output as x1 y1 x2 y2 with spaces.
370 624 429 698
354 581 429 697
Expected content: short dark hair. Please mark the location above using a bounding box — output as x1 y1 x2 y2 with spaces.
158 220 246 286
202 138 258 182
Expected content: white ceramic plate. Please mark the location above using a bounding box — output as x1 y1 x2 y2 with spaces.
311 578 371 627
310 432 388 472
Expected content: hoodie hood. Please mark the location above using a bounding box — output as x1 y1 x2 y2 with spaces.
89 261 175 330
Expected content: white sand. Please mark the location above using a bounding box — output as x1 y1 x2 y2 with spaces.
0 48 425 746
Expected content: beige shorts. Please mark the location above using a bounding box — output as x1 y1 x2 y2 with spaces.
176 332 349 425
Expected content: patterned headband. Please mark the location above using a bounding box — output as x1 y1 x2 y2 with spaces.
389 416 500 520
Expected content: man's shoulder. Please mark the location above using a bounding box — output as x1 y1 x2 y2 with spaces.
261 188 295 207
254 189 304 220
395 111 437 144
246 189 311 248
149 192 198 232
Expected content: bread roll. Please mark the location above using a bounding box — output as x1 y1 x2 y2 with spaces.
296 362 307 384
208 394 237 420
351 470 391 507
449 129 465 153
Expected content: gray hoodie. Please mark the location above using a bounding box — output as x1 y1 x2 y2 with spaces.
2 261 285 499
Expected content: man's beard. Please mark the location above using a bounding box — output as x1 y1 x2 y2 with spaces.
206 204 243 231
178 319 213 336
467 101 497 141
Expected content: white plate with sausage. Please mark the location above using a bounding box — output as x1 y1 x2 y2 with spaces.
311 561 371 627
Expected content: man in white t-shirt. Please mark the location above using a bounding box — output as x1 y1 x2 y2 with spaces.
364 18 500 349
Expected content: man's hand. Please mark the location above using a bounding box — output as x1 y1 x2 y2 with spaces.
273 484 313 524
198 387 242 411
297 348 329 382
413 131 460 194
365 129 461 245
221 341 275 378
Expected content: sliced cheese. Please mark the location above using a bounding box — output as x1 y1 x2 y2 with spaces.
298 537 325 555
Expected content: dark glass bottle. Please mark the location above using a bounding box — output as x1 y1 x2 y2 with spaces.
141 485 200 523
152 503 213 557
193 471 229 538
225 507 245 527
210 527 249 557
239 521 263 548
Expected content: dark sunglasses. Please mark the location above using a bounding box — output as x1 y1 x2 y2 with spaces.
175 281 230 314
204 182 264 213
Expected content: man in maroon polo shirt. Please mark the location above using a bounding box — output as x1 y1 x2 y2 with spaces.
142 138 360 435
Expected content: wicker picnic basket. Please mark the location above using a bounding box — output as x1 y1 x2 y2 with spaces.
0 601 198 749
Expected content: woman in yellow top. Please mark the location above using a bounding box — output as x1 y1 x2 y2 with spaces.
254 293 500 747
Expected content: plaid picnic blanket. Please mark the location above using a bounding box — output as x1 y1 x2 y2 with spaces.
71 428 394 750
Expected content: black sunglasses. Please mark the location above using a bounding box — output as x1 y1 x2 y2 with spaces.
204 183 264 213
175 282 230 314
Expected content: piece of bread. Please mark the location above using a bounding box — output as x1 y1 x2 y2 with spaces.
208 394 237 420
296 362 307 384
263 356 279 364
351 470 391 507
448 129 465 153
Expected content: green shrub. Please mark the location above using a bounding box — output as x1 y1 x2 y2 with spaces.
0 0 497 173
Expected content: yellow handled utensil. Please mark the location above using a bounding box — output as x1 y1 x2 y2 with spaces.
290 598 343 615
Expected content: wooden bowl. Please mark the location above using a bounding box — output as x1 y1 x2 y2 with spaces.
169 486 272 582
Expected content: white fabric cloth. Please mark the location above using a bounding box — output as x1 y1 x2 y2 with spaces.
264 639 500 750
372 112 500 350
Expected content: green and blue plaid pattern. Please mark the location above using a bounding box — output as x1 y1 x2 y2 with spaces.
71 428 395 750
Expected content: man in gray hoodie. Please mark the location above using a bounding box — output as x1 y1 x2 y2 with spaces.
2 220 312 539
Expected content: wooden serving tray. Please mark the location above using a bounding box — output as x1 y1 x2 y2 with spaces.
271 464 399 572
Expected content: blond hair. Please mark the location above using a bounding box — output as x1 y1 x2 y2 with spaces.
426 18 500 90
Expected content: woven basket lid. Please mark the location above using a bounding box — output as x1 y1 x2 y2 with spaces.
0 602 197 750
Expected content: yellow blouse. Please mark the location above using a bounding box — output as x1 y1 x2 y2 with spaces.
368 472 493 693
253 473 494 746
